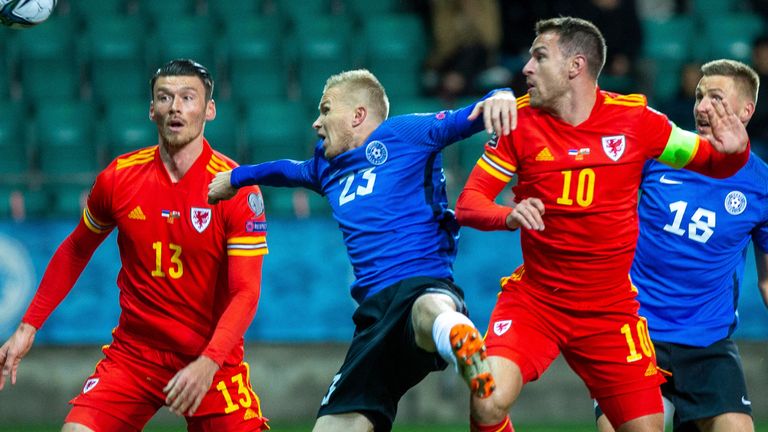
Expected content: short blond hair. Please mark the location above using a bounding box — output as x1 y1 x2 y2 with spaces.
701 59 760 103
324 69 390 120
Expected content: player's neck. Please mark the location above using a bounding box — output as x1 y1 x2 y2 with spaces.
159 138 204 182
550 84 597 126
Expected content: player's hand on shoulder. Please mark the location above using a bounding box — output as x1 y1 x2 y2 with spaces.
469 90 517 137
163 355 220 417
207 170 238 205
506 198 545 231
705 98 749 154
0 322 38 390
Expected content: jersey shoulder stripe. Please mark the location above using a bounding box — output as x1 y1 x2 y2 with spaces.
207 153 234 175
603 93 647 107
116 146 157 171
516 94 531 109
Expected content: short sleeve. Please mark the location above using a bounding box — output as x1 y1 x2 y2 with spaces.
640 105 675 160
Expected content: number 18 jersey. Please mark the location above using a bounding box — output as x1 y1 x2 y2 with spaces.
632 155 768 346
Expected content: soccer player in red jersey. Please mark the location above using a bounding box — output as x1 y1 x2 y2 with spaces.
0 59 269 432
455 18 750 432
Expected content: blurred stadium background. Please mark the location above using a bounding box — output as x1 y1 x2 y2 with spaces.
0 0 767 430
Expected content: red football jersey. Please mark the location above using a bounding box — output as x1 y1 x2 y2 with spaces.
473 90 672 306
25 141 268 366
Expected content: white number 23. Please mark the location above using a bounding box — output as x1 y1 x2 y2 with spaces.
339 168 377 206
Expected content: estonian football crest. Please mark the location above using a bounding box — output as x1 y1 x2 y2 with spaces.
191 207 212 233
365 140 388 165
724 191 747 215
601 135 626 161
493 320 512 336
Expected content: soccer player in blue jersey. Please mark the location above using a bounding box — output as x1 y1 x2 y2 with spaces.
596 60 768 432
208 69 517 432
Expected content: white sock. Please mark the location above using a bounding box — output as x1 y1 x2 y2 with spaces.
432 310 475 368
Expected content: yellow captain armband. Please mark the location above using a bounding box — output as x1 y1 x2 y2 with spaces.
657 125 700 168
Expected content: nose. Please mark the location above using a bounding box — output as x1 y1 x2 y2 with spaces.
170 95 183 112
522 57 535 76
312 116 321 130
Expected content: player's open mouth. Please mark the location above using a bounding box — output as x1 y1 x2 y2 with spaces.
168 119 185 131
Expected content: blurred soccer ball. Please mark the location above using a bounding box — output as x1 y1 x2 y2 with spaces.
0 0 57 29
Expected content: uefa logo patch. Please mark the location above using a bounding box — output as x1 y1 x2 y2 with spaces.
248 192 264 216
365 141 388 165
724 191 747 215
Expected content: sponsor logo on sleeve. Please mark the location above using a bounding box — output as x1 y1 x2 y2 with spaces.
246 220 268 232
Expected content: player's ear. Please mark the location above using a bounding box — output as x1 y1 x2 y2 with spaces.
569 54 587 79
149 102 155 121
352 105 367 127
206 99 217 121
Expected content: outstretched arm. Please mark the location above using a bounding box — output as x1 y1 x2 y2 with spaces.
208 159 319 204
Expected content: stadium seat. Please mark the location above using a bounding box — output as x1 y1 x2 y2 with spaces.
15 17 81 101
700 13 765 62
70 0 125 24
148 16 216 70
0 103 30 182
204 103 242 161
273 0 332 23
208 0 263 23
49 183 91 218
243 100 313 163
34 100 98 181
343 0 406 22
292 15 354 104
641 16 694 62
102 99 157 161
222 17 289 101
137 0 198 24
362 14 427 98
84 16 148 105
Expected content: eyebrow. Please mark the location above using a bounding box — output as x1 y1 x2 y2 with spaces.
530 46 548 55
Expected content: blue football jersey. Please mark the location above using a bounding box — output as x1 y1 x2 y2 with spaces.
233 99 494 303
632 154 768 346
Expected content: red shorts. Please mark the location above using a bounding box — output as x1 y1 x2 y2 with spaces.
64 338 268 432
484 277 664 423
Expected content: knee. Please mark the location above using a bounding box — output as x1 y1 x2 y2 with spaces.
471 391 514 424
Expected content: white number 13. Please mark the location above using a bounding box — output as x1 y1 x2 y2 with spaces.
339 167 377 206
